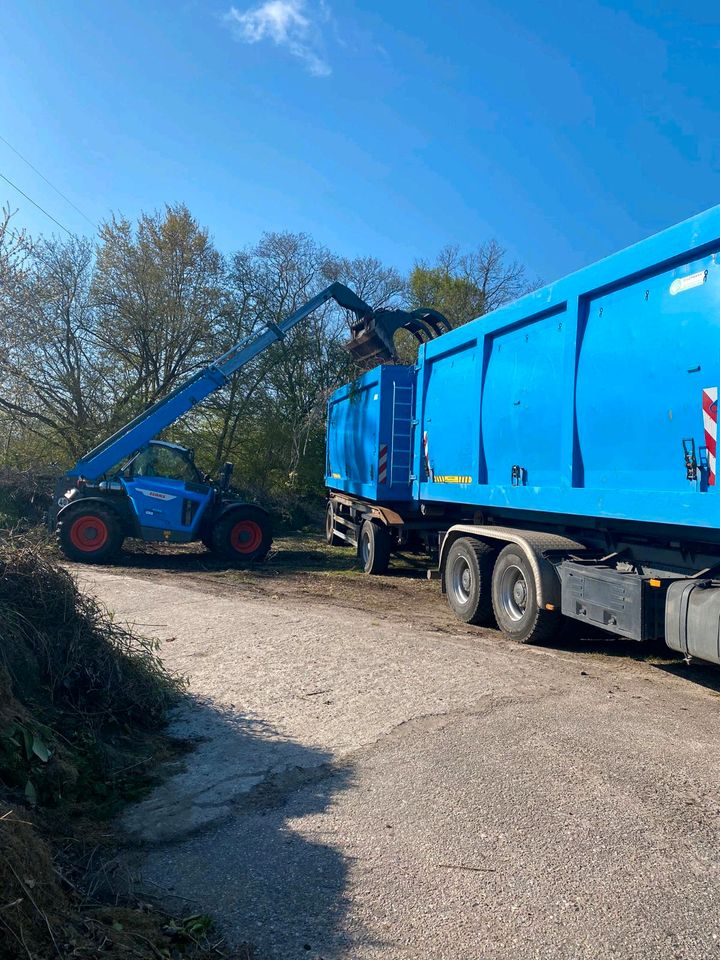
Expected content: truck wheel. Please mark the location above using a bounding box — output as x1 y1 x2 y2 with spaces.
444 537 496 626
57 505 123 563
491 544 559 644
325 501 342 546
358 520 391 575
211 508 272 562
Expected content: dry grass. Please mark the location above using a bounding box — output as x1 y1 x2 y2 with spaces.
0 533 245 959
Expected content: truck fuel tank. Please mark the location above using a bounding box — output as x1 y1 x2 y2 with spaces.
665 578 720 665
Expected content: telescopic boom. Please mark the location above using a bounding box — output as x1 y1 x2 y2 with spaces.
68 282 451 482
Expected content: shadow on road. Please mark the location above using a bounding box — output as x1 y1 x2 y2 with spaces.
651 659 720 693
105 535 432 582
126 698 356 959
536 627 720 693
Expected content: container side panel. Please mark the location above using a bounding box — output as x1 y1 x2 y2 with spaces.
576 252 720 493
422 341 479 486
482 311 566 488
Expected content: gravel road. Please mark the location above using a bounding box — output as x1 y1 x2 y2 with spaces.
79 556 720 960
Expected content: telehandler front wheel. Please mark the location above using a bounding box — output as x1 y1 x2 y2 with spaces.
211 508 272 562
57 505 123 564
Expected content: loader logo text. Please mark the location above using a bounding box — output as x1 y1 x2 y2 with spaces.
136 489 177 501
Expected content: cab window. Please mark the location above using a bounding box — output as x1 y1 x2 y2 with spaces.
130 447 200 483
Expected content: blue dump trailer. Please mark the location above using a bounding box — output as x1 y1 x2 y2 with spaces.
325 203 720 665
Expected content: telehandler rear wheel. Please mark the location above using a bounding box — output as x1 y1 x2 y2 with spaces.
57 505 123 563
211 507 272 562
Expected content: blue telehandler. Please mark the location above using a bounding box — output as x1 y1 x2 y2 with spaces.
51 282 450 564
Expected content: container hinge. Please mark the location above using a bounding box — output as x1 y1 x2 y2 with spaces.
683 437 697 481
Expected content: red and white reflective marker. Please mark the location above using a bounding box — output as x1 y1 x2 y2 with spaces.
378 444 388 484
702 386 718 485
423 431 433 481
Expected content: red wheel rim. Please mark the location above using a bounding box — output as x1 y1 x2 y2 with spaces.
230 520 263 555
69 515 109 551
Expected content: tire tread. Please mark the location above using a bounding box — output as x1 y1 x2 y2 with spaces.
491 545 560 644
444 537 496 626
56 503 123 563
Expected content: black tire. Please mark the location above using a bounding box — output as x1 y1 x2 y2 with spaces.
358 520 391 575
210 507 272 562
443 537 496 626
57 504 124 563
491 544 559 644
325 501 342 546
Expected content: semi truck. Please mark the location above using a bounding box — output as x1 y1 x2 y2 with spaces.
325 203 720 667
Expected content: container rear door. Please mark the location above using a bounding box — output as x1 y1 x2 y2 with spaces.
326 376 380 497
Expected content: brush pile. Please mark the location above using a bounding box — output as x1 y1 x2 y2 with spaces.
0 534 236 958
0 468 53 526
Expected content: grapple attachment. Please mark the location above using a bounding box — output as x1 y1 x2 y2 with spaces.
347 306 452 364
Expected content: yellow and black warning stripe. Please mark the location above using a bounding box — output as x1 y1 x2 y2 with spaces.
433 475 472 484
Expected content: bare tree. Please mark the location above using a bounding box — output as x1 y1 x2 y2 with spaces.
409 240 538 328
326 254 406 311
459 239 537 312
0 226 103 461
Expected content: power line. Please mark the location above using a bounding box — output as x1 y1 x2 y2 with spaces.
0 171 73 237
0 134 95 228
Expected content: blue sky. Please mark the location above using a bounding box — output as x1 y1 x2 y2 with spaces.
1 0 719 285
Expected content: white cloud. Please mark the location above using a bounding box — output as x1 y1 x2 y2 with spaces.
225 1 331 77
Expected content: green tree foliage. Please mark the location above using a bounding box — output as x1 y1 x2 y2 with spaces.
400 240 537 363
92 204 224 410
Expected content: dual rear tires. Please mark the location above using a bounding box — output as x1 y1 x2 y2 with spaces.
325 501 343 546
444 538 559 644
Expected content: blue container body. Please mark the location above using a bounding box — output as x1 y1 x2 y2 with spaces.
328 204 720 537
325 365 415 503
